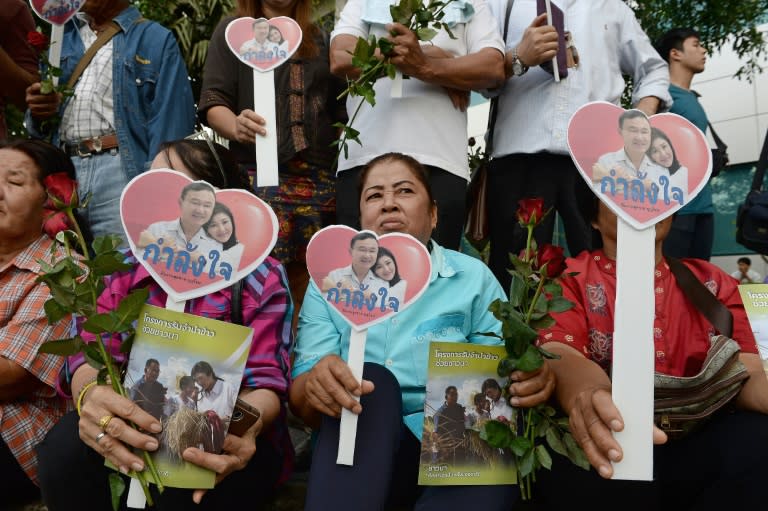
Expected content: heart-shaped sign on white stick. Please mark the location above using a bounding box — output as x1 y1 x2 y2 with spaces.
120 169 278 302
30 0 86 26
224 16 302 188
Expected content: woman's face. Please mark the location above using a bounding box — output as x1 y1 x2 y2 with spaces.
373 255 396 282
268 27 282 43
193 372 215 392
207 212 233 244
0 149 46 241
649 137 675 169
359 160 437 245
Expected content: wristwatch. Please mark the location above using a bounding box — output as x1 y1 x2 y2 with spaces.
510 47 529 77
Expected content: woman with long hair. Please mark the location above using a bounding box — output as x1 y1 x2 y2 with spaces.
648 127 689 201
372 246 408 305
199 0 346 328
205 202 244 271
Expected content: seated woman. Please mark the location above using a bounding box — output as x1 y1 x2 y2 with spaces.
534 195 768 510
0 139 78 509
289 153 554 510
36 139 294 511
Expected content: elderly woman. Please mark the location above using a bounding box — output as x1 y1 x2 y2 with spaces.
36 139 293 511
533 195 768 510
289 153 554 510
0 139 75 508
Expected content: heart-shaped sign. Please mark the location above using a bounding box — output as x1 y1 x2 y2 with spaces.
306 226 432 331
225 16 302 73
30 0 86 26
568 101 712 230
120 169 278 302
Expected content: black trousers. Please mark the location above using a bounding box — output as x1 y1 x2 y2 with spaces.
336 165 467 250
36 410 282 511
534 410 768 511
305 363 519 511
1 439 40 508
662 213 714 260
487 153 593 293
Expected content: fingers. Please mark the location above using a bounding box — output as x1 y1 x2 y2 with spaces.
508 362 556 407
569 387 623 478
234 109 266 143
78 386 162 473
518 19 559 67
26 82 61 119
531 12 549 27
652 426 669 445
304 356 366 417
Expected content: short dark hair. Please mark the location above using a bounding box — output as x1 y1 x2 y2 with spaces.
481 378 501 393
655 28 701 63
0 139 76 184
473 393 487 406
179 375 195 389
350 231 377 249
444 385 458 399
145 358 160 369
180 181 216 201
738 257 752 266
618 109 649 129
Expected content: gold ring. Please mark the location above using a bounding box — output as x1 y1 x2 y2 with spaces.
95 432 107 443
98 414 114 431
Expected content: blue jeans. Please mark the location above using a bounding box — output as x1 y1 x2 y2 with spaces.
71 150 129 244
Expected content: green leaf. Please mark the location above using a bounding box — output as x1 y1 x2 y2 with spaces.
82 313 117 334
497 356 517 377
503 316 538 352
108 472 126 511
547 296 574 313
120 331 136 354
538 346 561 361
509 435 532 456
518 447 536 476
543 282 563 298
114 287 150 329
563 432 591 470
38 336 83 356
92 234 122 256
84 342 106 367
97 367 111 385
545 427 568 457
529 315 556 330
480 419 514 448
535 444 553 470
507 274 526 308
416 27 438 41
515 344 544 372
385 62 397 80
442 22 456 40
89 252 132 277
44 298 69 324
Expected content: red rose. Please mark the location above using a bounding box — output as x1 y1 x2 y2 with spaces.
44 173 78 209
537 244 567 279
42 209 71 239
516 198 545 227
27 31 49 52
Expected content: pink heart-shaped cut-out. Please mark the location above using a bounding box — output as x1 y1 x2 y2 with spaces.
31 0 85 26
225 16 302 73
306 226 432 331
120 170 278 302
568 101 712 230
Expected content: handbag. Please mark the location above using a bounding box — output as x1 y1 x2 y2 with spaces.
708 122 729 178
463 0 514 251
654 258 749 440
736 128 768 253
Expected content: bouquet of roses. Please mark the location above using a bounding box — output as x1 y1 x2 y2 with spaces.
36 173 159 510
334 0 456 158
479 198 589 499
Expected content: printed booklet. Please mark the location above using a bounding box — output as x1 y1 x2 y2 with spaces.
419 341 517 486
737 284 768 369
122 304 253 489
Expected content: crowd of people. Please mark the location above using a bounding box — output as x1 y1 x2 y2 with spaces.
2 0 768 510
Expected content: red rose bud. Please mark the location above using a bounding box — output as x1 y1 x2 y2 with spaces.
518 247 536 263
27 31 49 52
42 210 71 239
44 173 78 209
537 244 566 279
516 198 545 227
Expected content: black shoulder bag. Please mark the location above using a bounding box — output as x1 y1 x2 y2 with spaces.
736 128 768 254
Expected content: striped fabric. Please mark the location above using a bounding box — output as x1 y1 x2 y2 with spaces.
64 252 295 482
0 235 73 484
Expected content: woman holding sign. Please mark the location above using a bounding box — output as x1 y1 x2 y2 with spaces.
199 0 346 321
532 195 768 511
289 153 555 510
37 139 293 511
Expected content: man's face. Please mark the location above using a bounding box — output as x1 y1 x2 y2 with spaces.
676 36 707 74
253 22 269 43
738 262 750 273
179 189 215 232
484 387 501 401
144 362 160 383
350 238 378 273
619 116 651 158
446 388 458 405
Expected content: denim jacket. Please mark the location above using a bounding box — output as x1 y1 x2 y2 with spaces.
27 7 195 179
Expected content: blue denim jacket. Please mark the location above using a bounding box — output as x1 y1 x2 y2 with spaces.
27 7 195 179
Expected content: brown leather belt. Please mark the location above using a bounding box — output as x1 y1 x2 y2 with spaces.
65 134 119 157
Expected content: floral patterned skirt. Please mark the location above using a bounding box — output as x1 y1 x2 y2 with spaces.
246 157 336 265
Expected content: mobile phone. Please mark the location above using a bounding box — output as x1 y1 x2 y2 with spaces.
228 398 261 437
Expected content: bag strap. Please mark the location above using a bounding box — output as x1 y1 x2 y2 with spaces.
230 279 245 326
65 21 122 90
485 0 515 157
750 128 768 192
707 122 727 152
666 257 733 337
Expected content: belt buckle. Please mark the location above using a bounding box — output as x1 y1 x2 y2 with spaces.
91 137 103 153
76 141 92 158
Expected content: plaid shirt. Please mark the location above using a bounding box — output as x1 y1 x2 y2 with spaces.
0 235 72 484
65 253 295 483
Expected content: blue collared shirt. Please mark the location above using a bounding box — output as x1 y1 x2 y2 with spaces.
293 242 505 438
26 6 195 179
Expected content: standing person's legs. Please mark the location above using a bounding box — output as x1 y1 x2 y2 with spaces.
71 150 129 243
425 165 466 250
554 154 593 257
336 167 362 229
